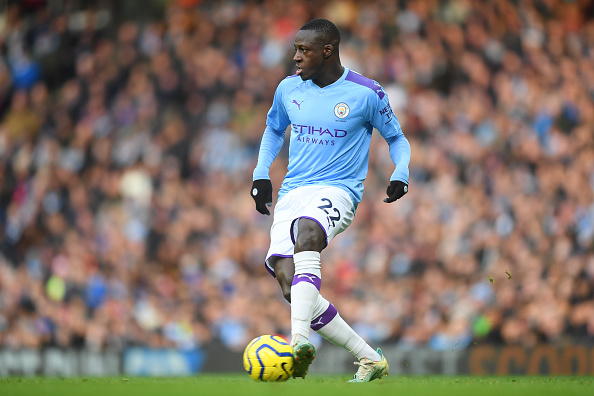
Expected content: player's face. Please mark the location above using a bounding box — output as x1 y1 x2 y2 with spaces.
293 30 325 81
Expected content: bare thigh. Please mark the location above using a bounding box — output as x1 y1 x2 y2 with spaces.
271 217 326 302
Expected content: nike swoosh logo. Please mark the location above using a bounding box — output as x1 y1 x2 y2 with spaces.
281 361 290 375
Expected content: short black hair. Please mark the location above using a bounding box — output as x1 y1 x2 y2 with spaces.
300 19 340 46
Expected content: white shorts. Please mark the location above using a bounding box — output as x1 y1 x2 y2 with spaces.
265 185 355 277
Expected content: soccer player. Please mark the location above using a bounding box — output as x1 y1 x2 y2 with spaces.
250 19 410 383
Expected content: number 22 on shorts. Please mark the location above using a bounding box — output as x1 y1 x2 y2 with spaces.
317 198 341 228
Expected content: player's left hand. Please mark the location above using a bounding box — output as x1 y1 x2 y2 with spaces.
384 180 408 203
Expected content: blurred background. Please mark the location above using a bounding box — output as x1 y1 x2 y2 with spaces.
0 0 593 376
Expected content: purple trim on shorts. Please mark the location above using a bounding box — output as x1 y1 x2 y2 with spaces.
345 70 385 100
292 273 321 291
264 254 293 278
310 303 338 330
290 217 329 247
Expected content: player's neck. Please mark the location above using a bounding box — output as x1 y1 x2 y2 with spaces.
312 64 345 88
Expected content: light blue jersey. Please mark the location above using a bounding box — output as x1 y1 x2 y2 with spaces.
253 67 410 208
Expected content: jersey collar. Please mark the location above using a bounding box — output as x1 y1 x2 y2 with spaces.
310 67 350 91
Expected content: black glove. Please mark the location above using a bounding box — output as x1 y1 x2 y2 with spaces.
251 179 273 215
384 180 408 203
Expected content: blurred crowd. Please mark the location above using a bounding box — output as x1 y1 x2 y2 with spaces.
0 0 593 353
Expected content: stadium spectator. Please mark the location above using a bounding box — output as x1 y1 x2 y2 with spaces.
0 0 593 353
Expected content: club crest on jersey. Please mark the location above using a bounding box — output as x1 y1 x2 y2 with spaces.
334 102 350 118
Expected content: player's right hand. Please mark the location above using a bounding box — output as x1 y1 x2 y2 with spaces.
251 179 273 215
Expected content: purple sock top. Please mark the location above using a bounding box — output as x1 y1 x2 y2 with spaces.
292 273 321 291
311 303 338 330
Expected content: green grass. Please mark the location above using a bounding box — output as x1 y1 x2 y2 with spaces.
1 375 593 396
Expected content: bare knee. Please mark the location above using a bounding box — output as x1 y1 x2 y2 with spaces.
273 257 294 303
281 284 291 303
294 218 326 253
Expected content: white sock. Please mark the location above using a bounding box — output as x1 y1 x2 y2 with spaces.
311 294 381 361
290 251 322 347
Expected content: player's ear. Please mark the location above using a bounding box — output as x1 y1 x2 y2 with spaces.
323 44 334 59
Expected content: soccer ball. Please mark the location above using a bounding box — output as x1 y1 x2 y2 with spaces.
243 335 295 382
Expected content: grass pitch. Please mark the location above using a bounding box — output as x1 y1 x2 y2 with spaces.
1 375 593 396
